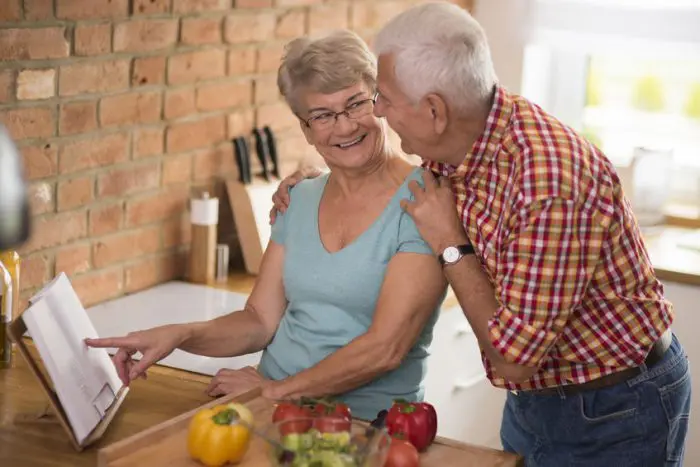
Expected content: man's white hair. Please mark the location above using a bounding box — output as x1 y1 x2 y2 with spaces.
373 2 497 116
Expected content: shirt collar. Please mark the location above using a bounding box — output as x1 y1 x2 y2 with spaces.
422 84 514 179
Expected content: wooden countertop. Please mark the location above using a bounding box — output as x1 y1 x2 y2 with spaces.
643 226 700 287
0 345 522 466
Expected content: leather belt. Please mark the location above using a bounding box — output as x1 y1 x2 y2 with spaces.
522 329 673 397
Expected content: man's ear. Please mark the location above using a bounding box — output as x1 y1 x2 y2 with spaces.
425 93 448 135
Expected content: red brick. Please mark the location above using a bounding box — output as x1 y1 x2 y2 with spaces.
24 0 54 20
164 87 195 119
227 108 254 138
224 13 275 44
71 268 124 307
74 23 112 56
93 226 161 268
20 254 51 290
100 91 162 127
0 106 55 140
0 28 69 61
180 17 222 45
173 0 230 13
0 0 21 21
28 181 55 215
0 70 13 104
163 214 190 248
57 175 94 211
193 144 235 181
56 0 128 20
126 185 189 226
236 0 271 7
132 56 166 87
97 161 161 198
276 0 322 6
227 47 257 76
254 76 278 104
132 0 171 14
59 132 129 174
258 45 284 73
113 19 178 53
256 44 285 73
351 1 407 30
276 9 306 38
133 126 164 159
89 202 124 236
163 154 192 185
168 49 226 85
166 115 226 153
20 211 87 253
16 69 55 101
196 80 251 111
59 60 130 97
125 252 183 293
21 142 58 180
256 101 296 131
59 100 97 136
55 243 92 276
309 3 349 34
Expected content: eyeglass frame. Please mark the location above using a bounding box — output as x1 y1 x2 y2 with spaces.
297 93 379 129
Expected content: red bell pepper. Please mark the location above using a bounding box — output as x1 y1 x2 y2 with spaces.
385 400 438 452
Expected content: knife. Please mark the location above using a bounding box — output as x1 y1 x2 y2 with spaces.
263 126 280 179
233 137 251 184
252 128 270 182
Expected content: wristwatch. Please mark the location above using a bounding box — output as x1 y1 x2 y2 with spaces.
438 243 475 266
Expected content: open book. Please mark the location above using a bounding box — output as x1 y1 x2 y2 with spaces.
22 272 126 446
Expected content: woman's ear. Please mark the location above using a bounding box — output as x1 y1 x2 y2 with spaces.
425 93 448 135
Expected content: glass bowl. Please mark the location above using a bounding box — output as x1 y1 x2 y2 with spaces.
265 416 391 467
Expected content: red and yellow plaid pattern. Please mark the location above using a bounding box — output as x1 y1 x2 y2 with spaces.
426 85 674 391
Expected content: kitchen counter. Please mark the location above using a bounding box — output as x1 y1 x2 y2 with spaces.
643 225 700 287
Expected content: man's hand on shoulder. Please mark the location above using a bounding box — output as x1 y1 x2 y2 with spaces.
269 165 324 224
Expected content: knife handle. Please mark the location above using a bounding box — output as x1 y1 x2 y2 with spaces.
263 126 280 179
234 137 251 184
233 138 246 183
252 128 270 182
239 137 252 184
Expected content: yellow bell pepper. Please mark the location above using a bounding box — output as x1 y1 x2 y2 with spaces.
187 402 254 466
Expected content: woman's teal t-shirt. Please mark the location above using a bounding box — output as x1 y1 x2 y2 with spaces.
258 167 442 421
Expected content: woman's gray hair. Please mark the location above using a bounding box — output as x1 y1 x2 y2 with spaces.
373 2 497 116
278 30 377 115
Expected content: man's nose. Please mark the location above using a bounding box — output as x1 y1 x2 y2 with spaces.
373 100 385 118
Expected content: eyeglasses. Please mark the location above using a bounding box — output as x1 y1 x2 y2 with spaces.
301 94 378 130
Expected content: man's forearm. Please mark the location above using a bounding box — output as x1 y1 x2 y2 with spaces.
178 308 270 358
444 256 537 382
265 332 399 400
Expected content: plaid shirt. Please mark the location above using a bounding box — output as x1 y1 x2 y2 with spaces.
425 85 674 391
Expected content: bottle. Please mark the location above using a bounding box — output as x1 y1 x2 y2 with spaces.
189 192 218 284
0 250 20 369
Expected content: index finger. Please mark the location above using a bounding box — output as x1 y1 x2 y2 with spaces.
84 336 136 350
422 169 439 190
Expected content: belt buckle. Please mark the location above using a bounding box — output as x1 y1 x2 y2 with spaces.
510 390 519 395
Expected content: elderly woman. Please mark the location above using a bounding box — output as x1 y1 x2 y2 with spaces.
86 30 446 421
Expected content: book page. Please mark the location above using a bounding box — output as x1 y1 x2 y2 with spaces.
23 273 123 445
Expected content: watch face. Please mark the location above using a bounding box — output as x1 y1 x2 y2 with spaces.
443 246 460 263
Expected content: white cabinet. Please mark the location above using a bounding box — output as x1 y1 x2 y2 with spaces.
660 281 700 466
424 306 506 449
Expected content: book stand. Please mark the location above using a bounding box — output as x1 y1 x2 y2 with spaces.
7 314 129 452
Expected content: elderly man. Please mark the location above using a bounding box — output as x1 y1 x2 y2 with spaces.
270 2 691 466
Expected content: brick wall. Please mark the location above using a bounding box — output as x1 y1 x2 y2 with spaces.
0 0 473 309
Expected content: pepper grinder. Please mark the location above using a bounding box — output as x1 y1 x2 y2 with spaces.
189 192 219 284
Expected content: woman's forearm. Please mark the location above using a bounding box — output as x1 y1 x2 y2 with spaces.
178 307 271 358
265 331 400 400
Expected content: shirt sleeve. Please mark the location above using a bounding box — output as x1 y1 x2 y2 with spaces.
270 208 286 245
397 175 434 256
487 197 607 367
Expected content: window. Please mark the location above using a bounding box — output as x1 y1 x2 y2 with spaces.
518 0 700 210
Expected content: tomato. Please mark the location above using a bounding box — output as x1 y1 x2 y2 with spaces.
312 416 351 433
272 402 312 436
384 437 420 467
311 400 352 420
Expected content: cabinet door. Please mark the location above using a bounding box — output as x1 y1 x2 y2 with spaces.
661 281 700 466
424 307 506 449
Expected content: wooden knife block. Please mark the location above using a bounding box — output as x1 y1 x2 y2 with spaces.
225 178 280 275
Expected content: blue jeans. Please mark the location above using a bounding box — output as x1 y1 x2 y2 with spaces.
501 334 691 466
